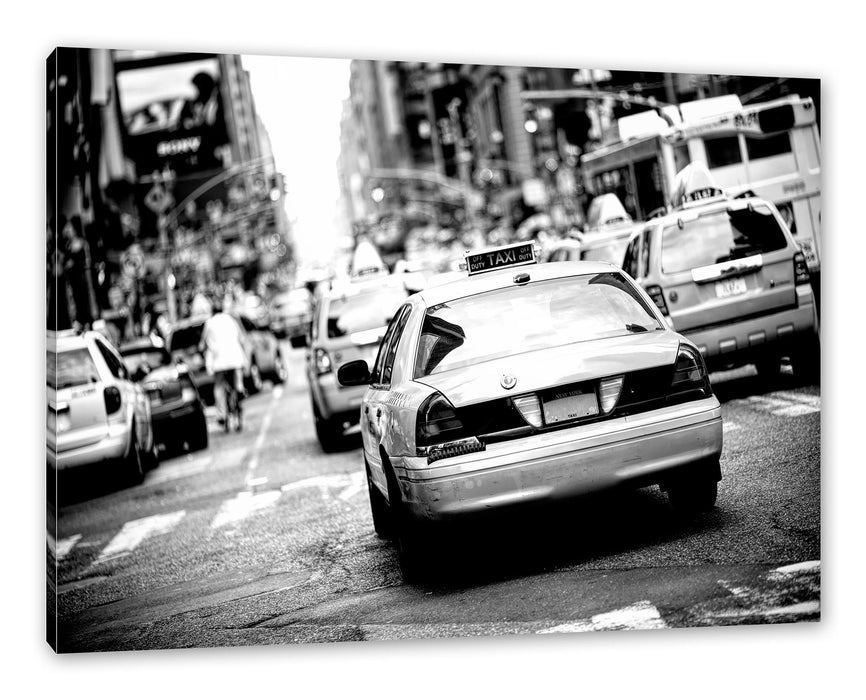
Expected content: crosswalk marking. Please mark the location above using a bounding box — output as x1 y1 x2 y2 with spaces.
93 510 186 566
145 455 213 486
537 601 667 634
744 393 820 417
211 490 282 529
48 533 81 561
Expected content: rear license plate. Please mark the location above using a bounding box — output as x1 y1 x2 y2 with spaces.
542 390 599 424
715 277 748 298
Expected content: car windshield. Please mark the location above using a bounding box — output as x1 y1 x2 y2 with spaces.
326 286 408 339
415 272 663 377
661 203 788 273
47 348 100 390
168 324 204 352
120 348 169 375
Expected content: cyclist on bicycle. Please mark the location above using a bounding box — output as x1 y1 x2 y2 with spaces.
201 298 248 431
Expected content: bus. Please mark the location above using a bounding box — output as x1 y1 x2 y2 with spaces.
580 95 822 278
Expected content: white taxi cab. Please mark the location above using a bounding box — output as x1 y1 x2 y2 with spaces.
337 242 724 580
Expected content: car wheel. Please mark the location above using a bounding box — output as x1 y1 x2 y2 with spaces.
141 431 160 472
666 461 719 516
384 461 430 583
187 410 209 452
366 462 392 538
790 335 820 385
313 408 344 453
245 364 263 395
754 356 780 379
270 353 288 384
122 426 145 487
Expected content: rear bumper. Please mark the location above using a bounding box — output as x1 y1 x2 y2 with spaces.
681 286 817 366
47 428 131 471
310 372 365 422
394 397 723 521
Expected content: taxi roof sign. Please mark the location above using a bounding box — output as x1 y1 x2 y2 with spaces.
670 162 727 210
465 242 538 276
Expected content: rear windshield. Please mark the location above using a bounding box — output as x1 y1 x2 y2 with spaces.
415 272 663 377
326 287 408 339
47 348 100 390
168 324 204 352
120 348 169 375
580 238 629 266
661 204 788 273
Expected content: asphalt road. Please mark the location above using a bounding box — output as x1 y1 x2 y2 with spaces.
48 346 821 651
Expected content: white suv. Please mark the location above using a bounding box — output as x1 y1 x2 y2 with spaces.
47 330 158 485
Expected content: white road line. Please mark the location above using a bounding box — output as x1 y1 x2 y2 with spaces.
48 533 82 561
710 600 820 619
537 601 667 634
145 455 213 486
280 473 353 495
771 391 821 409
723 420 740 433
211 490 282 529
93 510 186 565
769 560 821 580
246 476 268 488
746 395 820 417
337 471 366 502
273 386 283 399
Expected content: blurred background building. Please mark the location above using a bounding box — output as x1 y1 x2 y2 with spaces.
47 48 292 335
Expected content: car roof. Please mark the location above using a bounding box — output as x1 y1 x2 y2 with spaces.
49 331 90 353
646 195 773 228
119 337 165 353
415 260 620 308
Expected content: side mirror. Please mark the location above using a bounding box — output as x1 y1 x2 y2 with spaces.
337 359 371 387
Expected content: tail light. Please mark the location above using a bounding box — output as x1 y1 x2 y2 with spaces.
670 344 711 397
103 386 123 414
314 348 332 375
644 284 670 316
599 376 624 413
416 392 465 447
512 394 543 427
793 251 810 285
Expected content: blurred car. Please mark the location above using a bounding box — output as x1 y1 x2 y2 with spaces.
335 241 723 580
47 329 158 485
543 238 583 263
269 288 313 346
303 273 411 452
234 313 288 389
165 316 214 404
239 293 270 328
621 163 819 380
118 337 208 454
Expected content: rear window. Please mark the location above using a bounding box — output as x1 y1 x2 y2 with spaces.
326 287 408 339
168 324 204 352
661 204 789 274
415 272 663 377
47 348 100 390
120 348 169 376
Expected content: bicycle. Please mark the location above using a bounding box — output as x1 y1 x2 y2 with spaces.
215 368 243 433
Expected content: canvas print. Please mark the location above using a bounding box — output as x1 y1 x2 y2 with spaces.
47 49 821 652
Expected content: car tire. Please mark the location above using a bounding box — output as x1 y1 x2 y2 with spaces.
666 461 719 516
754 356 780 379
187 410 209 452
122 426 145 487
141 431 160 472
312 400 344 453
270 353 288 384
366 462 392 539
384 460 430 583
790 335 820 385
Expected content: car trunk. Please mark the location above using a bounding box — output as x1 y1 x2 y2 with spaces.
415 331 681 408
48 382 110 453
659 204 796 333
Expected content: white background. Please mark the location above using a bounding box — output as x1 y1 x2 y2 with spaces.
4 1 862 696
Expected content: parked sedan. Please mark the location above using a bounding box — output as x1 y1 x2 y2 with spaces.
336 242 723 581
47 329 158 486
119 337 208 454
269 288 313 347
